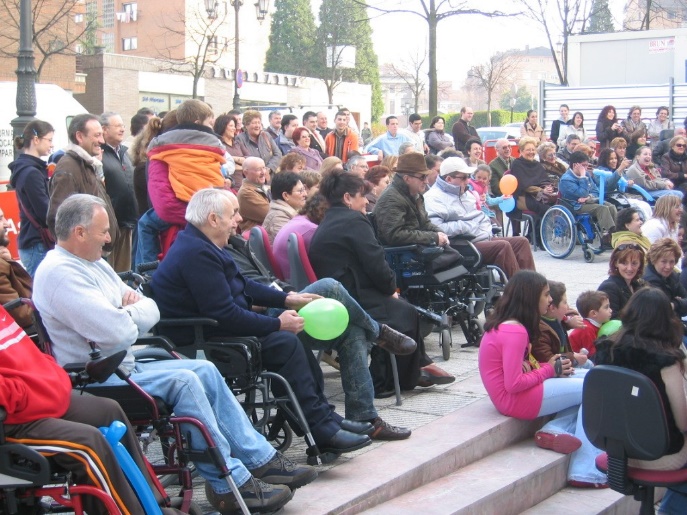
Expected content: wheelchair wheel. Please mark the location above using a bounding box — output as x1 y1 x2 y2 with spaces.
170 497 203 515
265 416 293 452
539 206 576 259
583 248 595 263
440 328 451 361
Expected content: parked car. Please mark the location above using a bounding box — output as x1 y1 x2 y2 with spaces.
476 126 521 145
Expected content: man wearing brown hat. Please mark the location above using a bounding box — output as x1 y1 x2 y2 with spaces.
374 153 463 271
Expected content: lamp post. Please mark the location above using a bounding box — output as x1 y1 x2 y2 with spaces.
509 84 517 123
11 0 37 160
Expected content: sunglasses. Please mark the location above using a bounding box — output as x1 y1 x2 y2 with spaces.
675 144 686 148
616 243 642 251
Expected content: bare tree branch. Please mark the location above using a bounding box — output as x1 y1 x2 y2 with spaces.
466 51 522 124
387 50 427 113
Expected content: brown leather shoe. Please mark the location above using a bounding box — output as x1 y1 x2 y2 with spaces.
417 363 456 387
375 324 417 355
369 417 411 440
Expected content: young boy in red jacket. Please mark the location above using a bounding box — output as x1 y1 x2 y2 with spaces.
569 290 613 362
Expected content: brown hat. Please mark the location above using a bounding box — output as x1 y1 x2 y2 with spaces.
395 152 430 175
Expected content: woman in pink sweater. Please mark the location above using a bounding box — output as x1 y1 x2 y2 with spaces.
479 270 607 488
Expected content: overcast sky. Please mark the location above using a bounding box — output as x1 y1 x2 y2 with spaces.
309 0 627 86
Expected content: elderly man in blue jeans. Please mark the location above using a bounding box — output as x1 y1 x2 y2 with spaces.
33 194 316 514
151 188 415 442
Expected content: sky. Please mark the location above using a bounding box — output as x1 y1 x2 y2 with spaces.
310 0 628 86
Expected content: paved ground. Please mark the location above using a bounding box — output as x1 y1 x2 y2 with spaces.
149 245 613 513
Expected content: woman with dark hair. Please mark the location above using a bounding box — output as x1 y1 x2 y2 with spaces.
214 113 248 189
8 119 55 276
262 171 307 243
479 270 606 488
309 169 455 397
520 110 546 143
611 207 650 251
595 105 624 149
626 146 683 201
557 111 586 148
288 127 323 171
364 165 391 212
597 243 645 318
594 287 687 514
465 138 485 166
660 134 687 195
621 106 648 159
510 137 556 216
648 106 674 150
426 116 454 154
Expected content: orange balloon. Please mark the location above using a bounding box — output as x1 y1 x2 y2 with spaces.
500 175 518 196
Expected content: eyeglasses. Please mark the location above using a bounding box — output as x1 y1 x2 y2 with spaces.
452 174 470 181
616 243 642 251
409 174 428 182
675 144 686 148
292 187 307 195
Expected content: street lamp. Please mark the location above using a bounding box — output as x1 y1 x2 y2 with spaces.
11 0 37 160
218 0 270 110
509 84 517 123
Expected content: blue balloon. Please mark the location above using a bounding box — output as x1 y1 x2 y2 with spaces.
500 196 516 213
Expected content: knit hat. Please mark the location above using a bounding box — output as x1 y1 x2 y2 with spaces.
395 153 430 175
439 157 476 177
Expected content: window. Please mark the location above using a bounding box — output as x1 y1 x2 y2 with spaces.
102 33 114 52
123 37 137 51
208 36 218 54
123 2 138 21
74 13 83 23
103 0 114 28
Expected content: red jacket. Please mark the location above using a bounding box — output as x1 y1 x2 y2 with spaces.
569 319 600 358
0 306 71 424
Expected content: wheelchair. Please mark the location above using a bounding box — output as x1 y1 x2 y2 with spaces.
128 267 334 467
383 237 505 360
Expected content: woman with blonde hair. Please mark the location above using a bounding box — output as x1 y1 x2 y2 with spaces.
538 142 566 188
510 137 555 216
320 156 343 175
642 194 683 248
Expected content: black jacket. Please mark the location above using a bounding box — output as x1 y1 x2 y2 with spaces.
101 145 138 228
597 274 642 319
643 264 687 317
9 154 50 249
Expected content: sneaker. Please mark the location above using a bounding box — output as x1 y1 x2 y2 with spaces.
205 477 292 514
376 324 417 355
251 452 318 489
534 430 582 454
369 417 411 440
568 480 609 489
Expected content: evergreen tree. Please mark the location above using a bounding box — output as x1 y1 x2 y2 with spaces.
587 0 615 34
316 0 384 122
264 0 316 76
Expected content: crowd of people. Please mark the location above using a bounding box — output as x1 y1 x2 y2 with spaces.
5 98 687 513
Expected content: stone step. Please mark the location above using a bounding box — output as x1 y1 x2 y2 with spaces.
521 486 642 514
363 440 571 515
282 397 545 514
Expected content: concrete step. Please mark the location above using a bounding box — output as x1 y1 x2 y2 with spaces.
363 440 570 515
521 486 641 514
282 397 545 514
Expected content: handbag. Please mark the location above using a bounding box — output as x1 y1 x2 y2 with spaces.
16 197 55 250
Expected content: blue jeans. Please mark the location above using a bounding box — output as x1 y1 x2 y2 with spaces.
134 209 170 267
97 358 274 494
266 278 380 422
19 241 48 277
659 481 687 514
537 370 606 484
651 190 684 200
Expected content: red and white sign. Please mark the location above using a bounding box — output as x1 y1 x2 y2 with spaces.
649 38 675 54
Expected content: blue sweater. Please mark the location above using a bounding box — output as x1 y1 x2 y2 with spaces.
150 224 287 342
558 169 600 211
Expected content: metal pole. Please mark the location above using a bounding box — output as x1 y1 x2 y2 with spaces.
11 0 37 160
232 0 241 110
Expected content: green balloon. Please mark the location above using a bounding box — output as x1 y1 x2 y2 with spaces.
598 319 622 337
298 298 350 341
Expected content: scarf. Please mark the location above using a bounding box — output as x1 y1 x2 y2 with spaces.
66 142 104 181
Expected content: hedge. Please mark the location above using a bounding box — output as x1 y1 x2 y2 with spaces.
420 110 528 130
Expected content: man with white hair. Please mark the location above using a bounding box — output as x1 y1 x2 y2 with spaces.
33 194 315 514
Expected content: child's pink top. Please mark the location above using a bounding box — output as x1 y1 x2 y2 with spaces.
478 324 555 420
467 180 485 209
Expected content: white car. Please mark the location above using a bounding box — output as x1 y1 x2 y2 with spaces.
476 126 521 145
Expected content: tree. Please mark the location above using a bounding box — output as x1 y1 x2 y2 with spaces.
264 0 317 75
499 85 536 112
316 0 384 121
388 50 427 114
466 51 521 125
0 0 96 81
153 3 230 99
587 0 614 33
625 0 687 31
359 1 515 118
516 0 595 86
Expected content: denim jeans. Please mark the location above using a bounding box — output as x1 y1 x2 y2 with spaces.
267 278 380 422
659 482 687 514
537 370 606 484
650 190 684 200
19 241 48 277
97 358 274 494
134 209 170 267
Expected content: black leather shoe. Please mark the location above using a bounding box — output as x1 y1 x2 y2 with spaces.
376 324 417 355
340 419 374 436
319 429 371 454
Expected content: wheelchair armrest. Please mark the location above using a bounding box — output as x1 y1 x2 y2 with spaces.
449 234 476 241
383 244 420 254
156 317 219 328
2 298 30 312
0 443 52 486
137 335 179 355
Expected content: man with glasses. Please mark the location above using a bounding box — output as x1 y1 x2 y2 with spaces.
424 158 536 278
488 139 513 197
374 153 463 272
347 155 369 178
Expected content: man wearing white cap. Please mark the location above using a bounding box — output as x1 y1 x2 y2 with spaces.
424 157 535 278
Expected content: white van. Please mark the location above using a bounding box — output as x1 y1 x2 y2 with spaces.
0 82 88 185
